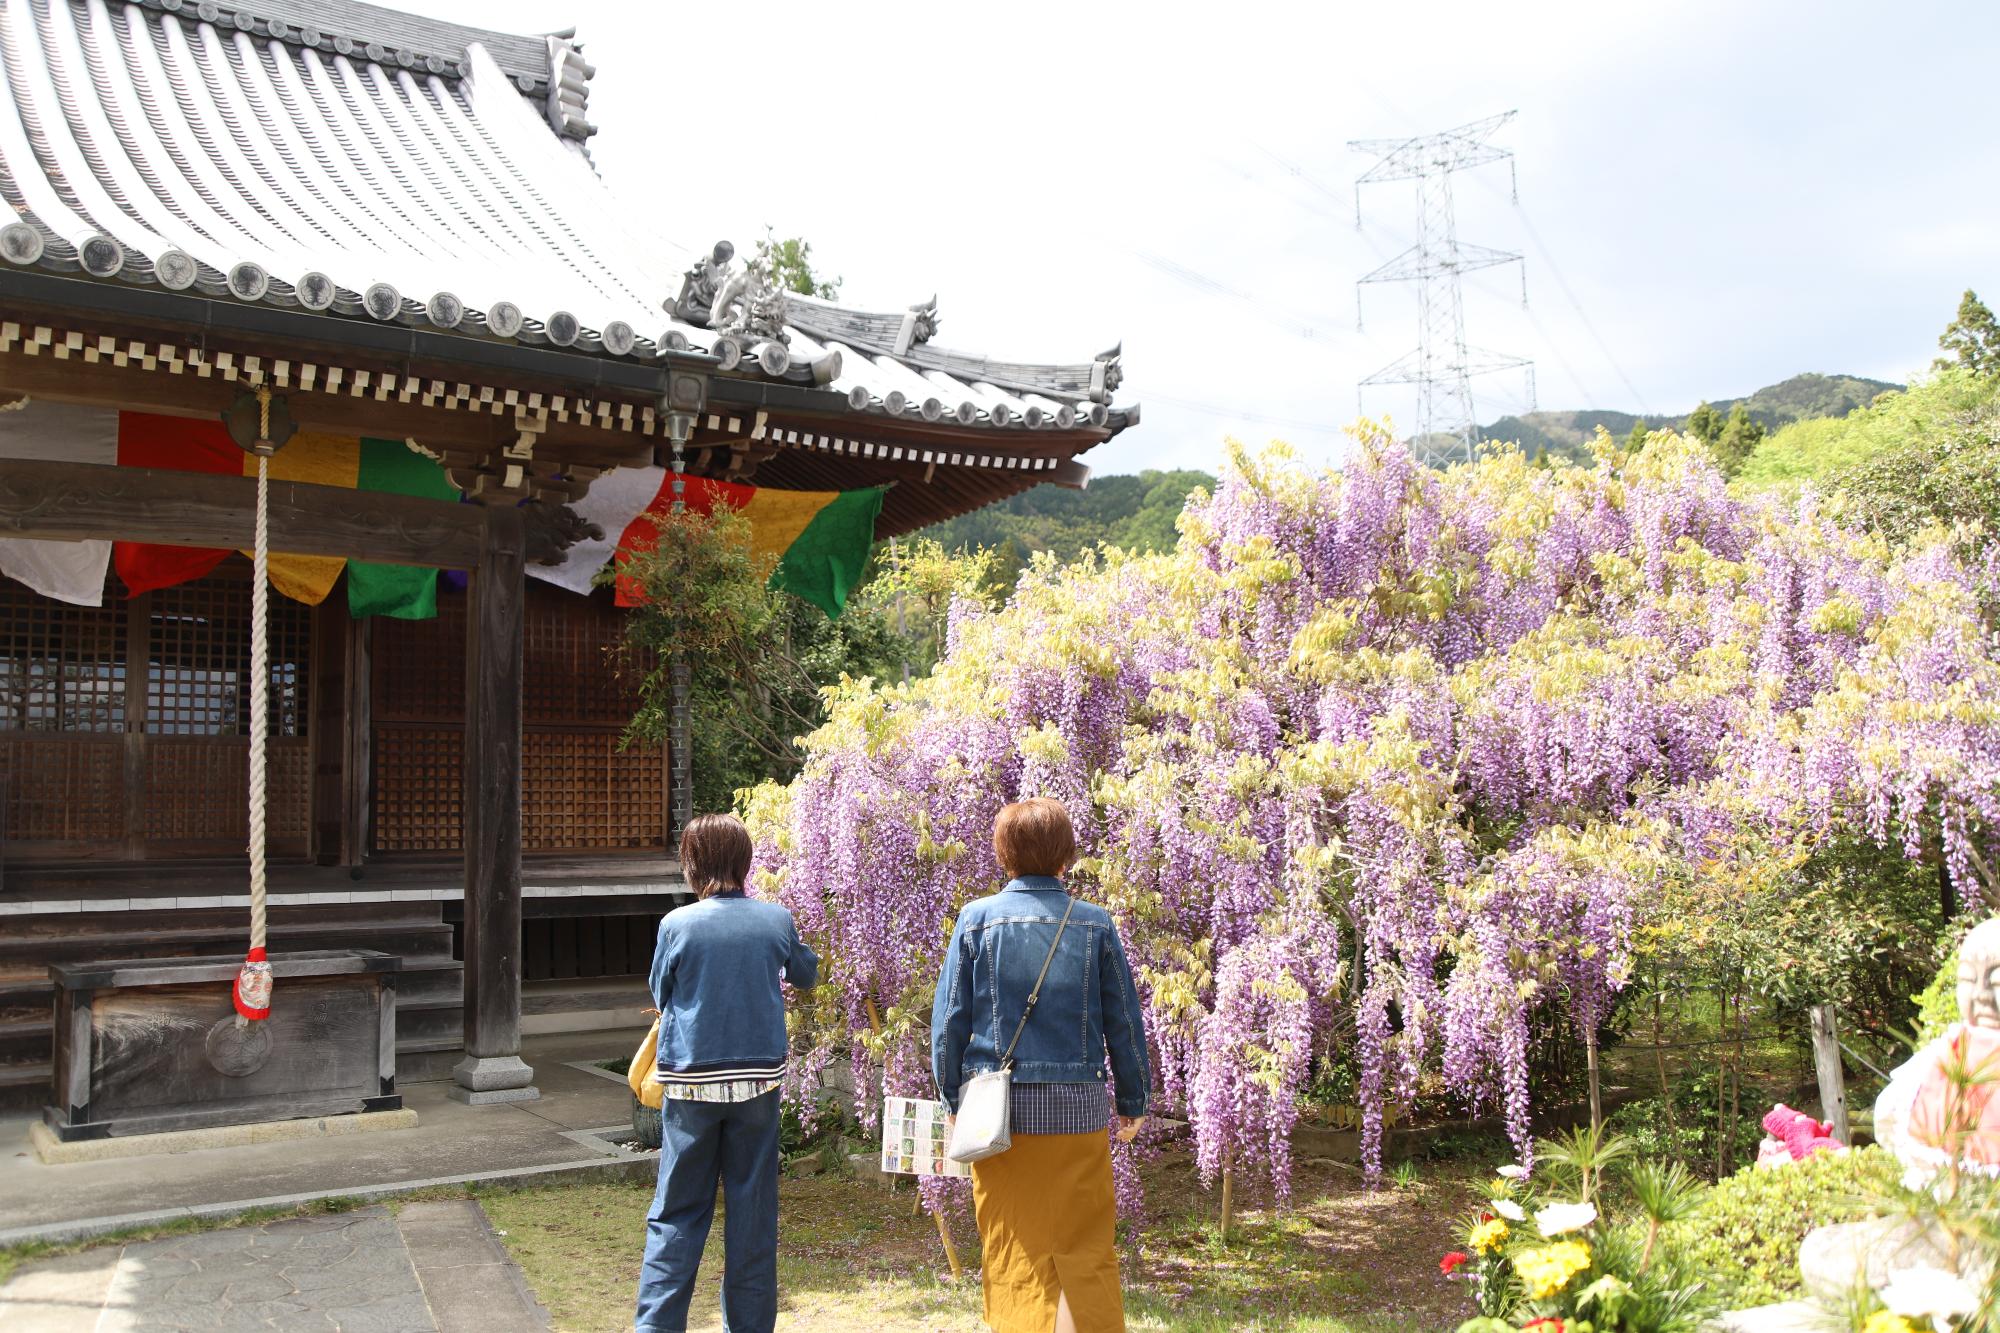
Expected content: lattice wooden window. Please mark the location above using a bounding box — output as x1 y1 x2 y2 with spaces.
372 585 666 855
0 579 126 733
147 578 311 738
372 727 462 854
0 735 123 844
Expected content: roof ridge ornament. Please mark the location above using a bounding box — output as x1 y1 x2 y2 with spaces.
709 255 789 347
892 296 939 356
1089 342 1123 403
670 241 734 328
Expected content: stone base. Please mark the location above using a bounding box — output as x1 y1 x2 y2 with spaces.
446 1085 541 1106
452 1054 535 1092
28 1108 419 1165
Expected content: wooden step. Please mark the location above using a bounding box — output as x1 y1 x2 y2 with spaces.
0 922 457 977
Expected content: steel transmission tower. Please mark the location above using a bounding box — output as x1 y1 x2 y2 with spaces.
1351 112 1534 466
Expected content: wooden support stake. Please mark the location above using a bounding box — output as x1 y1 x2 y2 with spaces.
1586 1029 1602 1133
934 1208 964 1280
1219 1160 1234 1242
1809 1004 1849 1145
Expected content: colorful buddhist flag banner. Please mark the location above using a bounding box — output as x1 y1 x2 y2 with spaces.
0 403 446 617
524 467 883 619
1 404 886 619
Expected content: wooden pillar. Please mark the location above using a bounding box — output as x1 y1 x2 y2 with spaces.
451 504 537 1104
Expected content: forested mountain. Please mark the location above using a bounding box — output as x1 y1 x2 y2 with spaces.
1483 373 1899 464
916 468 1214 565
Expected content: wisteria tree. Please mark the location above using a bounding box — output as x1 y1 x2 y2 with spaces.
743 425 2000 1216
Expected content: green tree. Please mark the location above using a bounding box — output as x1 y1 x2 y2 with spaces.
1736 368 2000 489
1710 403 1766 477
1685 401 1723 446
1935 288 2000 377
1626 419 1649 453
755 228 841 300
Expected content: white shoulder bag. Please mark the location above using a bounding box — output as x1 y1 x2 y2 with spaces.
946 896 1076 1164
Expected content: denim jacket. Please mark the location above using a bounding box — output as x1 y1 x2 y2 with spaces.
650 893 818 1080
930 877 1150 1118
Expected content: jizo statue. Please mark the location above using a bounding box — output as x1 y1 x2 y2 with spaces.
1876 917 2000 1185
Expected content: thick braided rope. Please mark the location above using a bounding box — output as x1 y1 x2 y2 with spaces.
247 443 269 953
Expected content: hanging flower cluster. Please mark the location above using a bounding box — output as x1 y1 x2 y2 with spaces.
744 425 2000 1213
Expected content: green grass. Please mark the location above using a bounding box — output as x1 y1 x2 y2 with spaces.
483 1155 1482 1332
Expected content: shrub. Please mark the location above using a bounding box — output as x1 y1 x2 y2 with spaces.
1915 947 1961 1045
1659 1144 1899 1308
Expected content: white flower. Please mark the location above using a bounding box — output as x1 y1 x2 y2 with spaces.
1495 1164 1529 1180
1491 1199 1526 1221
1534 1201 1598 1237
1879 1265 1979 1325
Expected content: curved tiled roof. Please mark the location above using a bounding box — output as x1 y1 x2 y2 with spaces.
0 0 1132 441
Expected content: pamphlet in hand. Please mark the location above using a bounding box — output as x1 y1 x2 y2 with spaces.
879 1096 972 1178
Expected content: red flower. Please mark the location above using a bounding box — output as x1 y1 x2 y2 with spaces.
1439 1251 1469 1275
1479 1211 1495 1223
1522 1320 1565 1332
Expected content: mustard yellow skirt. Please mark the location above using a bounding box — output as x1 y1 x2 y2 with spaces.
970 1132 1125 1333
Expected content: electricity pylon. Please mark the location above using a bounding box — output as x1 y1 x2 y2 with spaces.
1352 112 1534 466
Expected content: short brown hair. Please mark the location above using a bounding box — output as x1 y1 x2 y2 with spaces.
680 813 753 898
992 798 1076 878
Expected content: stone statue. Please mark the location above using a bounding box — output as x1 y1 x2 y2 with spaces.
670 240 734 327
1875 917 2000 1187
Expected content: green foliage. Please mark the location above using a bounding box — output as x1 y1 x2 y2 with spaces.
1822 377 2000 553
1658 1145 1899 1309
755 228 841 300
1685 402 1724 448
619 512 995 811
1709 402 1765 477
1607 1072 1763 1180
917 469 1215 572
1937 288 2000 377
1737 366 1999 490
1916 947 1962 1044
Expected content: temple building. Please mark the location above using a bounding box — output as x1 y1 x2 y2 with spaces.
0 0 1133 1116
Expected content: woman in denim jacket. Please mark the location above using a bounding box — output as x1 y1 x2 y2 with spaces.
931 797 1150 1333
636 814 818 1333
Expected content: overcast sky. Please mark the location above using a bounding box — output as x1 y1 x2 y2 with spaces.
427 0 1999 476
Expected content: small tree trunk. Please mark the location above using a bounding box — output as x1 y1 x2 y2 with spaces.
1220 1160 1234 1242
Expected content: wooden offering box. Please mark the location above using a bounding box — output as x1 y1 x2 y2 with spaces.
45 950 401 1141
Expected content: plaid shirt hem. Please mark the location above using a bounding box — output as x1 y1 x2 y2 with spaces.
662 1077 783 1104
1010 1081 1109 1136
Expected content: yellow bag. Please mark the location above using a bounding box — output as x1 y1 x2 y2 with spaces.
629 1018 665 1110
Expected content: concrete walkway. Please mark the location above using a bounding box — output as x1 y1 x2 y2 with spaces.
0 1200 549 1332
0 1030 654 1244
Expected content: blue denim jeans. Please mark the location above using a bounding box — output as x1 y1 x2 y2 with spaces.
635 1090 781 1332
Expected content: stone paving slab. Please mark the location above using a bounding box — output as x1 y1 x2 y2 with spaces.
0 1202 552 1332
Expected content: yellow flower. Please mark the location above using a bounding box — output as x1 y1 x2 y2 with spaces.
1512 1240 1592 1300
1468 1218 1510 1254
1861 1315 1918 1333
